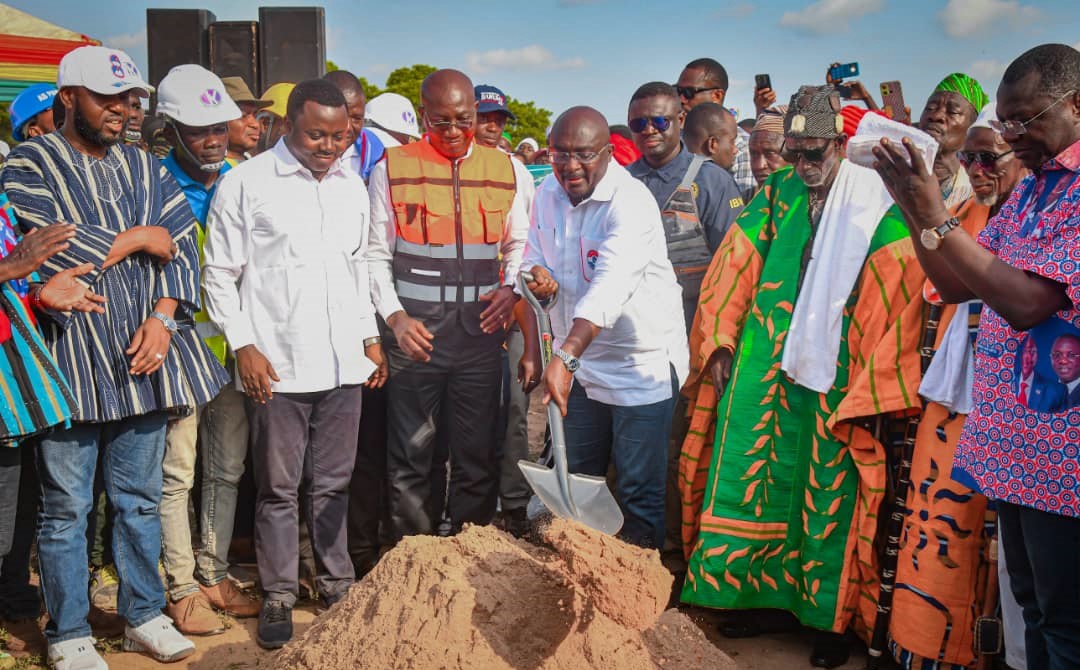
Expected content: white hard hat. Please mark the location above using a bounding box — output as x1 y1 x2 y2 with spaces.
156 65 241 127
58 45 152 97
365 93 420 139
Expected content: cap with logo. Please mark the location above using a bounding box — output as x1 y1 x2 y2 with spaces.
156 65 241 127
9 83 59 142
221 76 272 110
365 92 421 139
259 83 296 120
474 84 516 121
57 46 152 98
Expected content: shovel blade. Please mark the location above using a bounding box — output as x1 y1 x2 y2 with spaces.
517 461 624 536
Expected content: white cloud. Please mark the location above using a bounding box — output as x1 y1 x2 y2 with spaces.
102 31 145 51
970 59 1008 83
938 0 1041 38
778 0 885 35
465 45 585 74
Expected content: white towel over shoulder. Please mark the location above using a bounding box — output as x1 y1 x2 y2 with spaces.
780 160 895 393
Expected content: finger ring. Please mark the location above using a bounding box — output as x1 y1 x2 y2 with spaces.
154 353 164 360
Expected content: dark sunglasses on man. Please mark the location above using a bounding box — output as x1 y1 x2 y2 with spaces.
674 85 721 100
628 115 675 133
957 149 1014 171
780 141 832 164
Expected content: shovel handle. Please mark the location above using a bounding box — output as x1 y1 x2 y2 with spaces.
518 270 576 515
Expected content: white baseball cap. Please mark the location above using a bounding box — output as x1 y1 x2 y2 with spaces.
365 93 421 139
156 65 241 127
58 46 152 97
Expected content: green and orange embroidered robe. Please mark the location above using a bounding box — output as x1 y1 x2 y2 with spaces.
679 166 925 636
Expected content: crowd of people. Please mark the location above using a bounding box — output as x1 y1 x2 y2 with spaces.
0 38 1077 670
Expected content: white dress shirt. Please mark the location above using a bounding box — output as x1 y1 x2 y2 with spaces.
202 139 379 394
367 140 531 319
521 161 689 407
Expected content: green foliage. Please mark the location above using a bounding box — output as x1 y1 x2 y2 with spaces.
382 64 437 112
325 60 339 73
358 77 382 101
504 96 551 148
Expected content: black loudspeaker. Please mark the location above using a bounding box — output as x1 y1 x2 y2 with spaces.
209 22 260 93
258 6 326 91
146 9 216 87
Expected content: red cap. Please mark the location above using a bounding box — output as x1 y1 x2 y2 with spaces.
611 134 641 166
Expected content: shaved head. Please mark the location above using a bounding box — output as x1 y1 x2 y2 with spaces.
421 69 474 108
684 102 738 169
420 69 478 160
550 106 612 204
323 70 365 101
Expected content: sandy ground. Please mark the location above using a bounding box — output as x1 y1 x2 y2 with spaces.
5 389 872 669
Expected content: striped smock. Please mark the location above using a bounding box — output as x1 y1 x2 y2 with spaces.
0 133 228 423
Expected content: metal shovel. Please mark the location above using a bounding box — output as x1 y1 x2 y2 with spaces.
516 271 624 536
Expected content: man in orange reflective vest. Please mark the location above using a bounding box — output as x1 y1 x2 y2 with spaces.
368 69 530 539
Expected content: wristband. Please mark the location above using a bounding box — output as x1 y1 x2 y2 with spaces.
363 336 382 347
28 283 44 312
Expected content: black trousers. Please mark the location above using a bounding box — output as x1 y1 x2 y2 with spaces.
386 337 501 540
247 385 362 606
347 384 389 574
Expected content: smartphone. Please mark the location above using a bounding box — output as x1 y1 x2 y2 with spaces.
829 62 859 82
755 74 772 91
879 80 911 125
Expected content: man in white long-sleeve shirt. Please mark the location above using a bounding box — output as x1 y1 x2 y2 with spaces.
367 69 530 540
202 79 384 649
518 106 688 548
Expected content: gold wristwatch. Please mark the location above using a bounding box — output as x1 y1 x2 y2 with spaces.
920 216 961 250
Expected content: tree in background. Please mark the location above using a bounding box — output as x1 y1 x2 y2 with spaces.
0 107 13 147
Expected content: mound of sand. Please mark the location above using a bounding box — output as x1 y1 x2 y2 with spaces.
276 520 735 670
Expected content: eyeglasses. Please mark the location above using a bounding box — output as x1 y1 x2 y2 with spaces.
628 116 674 133
989 89 1076 137
1051 350 1080 362
548 145 612 165
675 85 720 100
425 115 474 132
957 149 1014 170
780 141 832 164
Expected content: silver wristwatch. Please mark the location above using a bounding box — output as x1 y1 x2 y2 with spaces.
554 348 580 374
150 311 178 334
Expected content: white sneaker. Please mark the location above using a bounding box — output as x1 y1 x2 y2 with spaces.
121 615 195 663
48 637 108 670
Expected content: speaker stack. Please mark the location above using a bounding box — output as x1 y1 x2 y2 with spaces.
145 6 326 95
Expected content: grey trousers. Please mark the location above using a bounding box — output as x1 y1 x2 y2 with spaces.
248 385 362 606
0 446 20 572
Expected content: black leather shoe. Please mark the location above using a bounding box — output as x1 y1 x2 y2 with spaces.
810 631 850 668
256 599 293 650
504 508 530 539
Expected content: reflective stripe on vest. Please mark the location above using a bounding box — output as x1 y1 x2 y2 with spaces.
386 141 516 307
661 155 712 300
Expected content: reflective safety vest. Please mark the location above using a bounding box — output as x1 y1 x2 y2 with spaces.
194 224 227 365
386 141 516 334
661 154 712 302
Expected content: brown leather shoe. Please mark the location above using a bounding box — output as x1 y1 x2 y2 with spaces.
200 579 260 618
166 592 225 636
0 616 46 656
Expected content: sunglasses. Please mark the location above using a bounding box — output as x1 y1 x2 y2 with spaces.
674 85 721 100
780 141 832 164
628 116 674 133
957 149 1014 170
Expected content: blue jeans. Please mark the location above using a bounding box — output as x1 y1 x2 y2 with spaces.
562 369 677 548
36 412 167 643
998 501 1080 670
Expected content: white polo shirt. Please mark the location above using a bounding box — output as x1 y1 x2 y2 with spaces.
522 161 689 406
202 139 379 393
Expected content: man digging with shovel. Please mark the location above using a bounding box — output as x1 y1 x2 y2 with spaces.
516 106 689 548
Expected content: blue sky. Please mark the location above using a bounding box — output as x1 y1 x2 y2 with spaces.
11 0 1080 130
